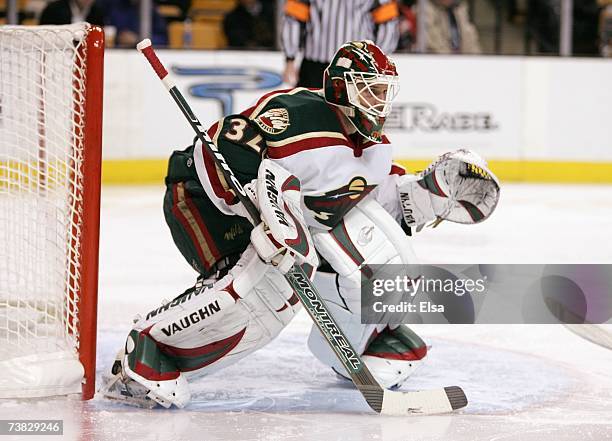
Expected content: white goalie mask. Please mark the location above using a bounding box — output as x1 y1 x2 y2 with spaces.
344 71 400 119
324 40 400 143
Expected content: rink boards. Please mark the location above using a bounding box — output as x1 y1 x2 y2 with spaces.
99 50 612 183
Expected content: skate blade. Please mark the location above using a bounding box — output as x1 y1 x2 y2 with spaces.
100 375 158 409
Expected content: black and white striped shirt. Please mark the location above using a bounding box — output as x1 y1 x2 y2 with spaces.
282 0 399 63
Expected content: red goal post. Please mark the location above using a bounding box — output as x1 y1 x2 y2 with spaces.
0 23 104 400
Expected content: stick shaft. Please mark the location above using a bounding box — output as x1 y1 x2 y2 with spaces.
137 39 260 225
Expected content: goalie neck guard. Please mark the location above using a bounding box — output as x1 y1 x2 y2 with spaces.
323 40 399 143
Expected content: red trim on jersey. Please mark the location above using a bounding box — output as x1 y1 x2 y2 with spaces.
390 163 406 176
202 147 237 205
171 183 221 270
252 88 297 111
240 87 309 127
207 120 220 139
181 187 222 261
171 184 216 271
267 136 353 159
240 106 256 118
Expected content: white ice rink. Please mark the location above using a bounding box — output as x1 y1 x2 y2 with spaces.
2 183 612 440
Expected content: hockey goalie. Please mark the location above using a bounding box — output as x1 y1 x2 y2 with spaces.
103 40 500 408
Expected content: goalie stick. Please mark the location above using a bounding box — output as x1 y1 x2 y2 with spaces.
136 39 468 415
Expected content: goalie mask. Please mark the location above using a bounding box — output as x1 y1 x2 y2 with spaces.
324 40 399 143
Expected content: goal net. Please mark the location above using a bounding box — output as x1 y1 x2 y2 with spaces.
0 23 103 399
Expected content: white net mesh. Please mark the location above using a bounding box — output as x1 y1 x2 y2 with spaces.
0 24 93 396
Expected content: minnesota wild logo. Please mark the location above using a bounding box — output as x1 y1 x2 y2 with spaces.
304 177 376 228
255 108 290 135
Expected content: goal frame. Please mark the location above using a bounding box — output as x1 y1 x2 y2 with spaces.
0 24 104 401
77 25 104 400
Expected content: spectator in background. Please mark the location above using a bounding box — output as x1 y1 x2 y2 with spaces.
424 0 481 54
527 0 600 55
572 0 601 55
281 0 399 88
39 0 104 26
397 0 417 52
599 0 612 56
223 0 275 48
157 0 191 22
103 0 168 47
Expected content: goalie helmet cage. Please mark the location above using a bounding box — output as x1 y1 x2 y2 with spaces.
0 23 103 400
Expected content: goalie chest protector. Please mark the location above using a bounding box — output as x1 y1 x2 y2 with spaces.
250 88 395 230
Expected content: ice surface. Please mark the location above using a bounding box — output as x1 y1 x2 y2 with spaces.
1 184 611 441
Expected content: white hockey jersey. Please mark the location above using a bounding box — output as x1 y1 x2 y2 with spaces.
192 87 405 231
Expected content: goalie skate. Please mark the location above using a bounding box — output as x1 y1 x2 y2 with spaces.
101 337 191 409
100 356 157 409
101 372 158 409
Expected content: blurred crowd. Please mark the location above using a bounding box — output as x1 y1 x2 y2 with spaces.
1 0 610 57
525 0 611 55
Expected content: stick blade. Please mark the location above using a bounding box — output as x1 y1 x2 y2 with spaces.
380 386 467 416
445 385 469 410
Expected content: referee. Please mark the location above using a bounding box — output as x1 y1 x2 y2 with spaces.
282 0 400 88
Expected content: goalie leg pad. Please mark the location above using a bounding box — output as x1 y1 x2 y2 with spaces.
311 197 419 314
113 246 302 407
361 325 428 389
307 198 426 386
